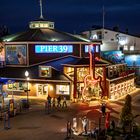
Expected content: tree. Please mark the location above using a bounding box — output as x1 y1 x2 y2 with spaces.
120 94 133 133
0 25 9 37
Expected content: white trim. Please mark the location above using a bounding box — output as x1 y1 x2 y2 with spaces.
62 64 109 67
1 77 71 83
4 42 101 45
108 73 135 82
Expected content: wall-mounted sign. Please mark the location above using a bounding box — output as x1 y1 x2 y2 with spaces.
6 45 26 65
35 45 73 53
56 85 70 95
85 45 99 53
39 66 52 78
101 51 124 63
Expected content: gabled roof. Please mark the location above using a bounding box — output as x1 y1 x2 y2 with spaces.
2 28 90 42
0 56 109 82
35 55 109 69
0 66 70 82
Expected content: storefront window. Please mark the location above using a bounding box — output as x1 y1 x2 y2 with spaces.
64 67 74 81
37 84 48 96
77 68 89 82
7 82 26 91
56 85 70 95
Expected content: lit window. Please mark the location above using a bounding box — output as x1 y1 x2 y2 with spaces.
124 45 128 50
130 46 134 51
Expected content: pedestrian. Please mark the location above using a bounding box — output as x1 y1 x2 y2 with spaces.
111 120 115 130
52 97 56 108
57 96 61 107
47 95 51 113
101 103 106 117
82 116 88 134
62 96 67 108
4 110 10 130
67 120 72 138
72 117 77 133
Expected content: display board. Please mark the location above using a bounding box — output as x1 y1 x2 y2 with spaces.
6 45 27 65
56 85 70 95
101 51 124 63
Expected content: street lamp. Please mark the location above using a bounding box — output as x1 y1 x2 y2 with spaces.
25 71 29 108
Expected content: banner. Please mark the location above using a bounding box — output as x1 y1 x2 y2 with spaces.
6 45 27 65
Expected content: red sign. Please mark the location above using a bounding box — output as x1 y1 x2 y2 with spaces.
119 70 135 77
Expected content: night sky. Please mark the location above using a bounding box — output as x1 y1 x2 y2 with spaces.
0 0 140 35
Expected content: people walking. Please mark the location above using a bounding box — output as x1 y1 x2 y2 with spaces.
110 120 115 130
57 96 61 107
67 120 72 138
47 95 51 114
101 103 106 117
72 117 77 133
62 96 67 108
52 97 56 108
82 116 88 134
4 110 10 130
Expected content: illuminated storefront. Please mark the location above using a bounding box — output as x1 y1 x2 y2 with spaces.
0 18 136 101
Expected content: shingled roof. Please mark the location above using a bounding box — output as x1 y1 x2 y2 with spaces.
2 28 90 42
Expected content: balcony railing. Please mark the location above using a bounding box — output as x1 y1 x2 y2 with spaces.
123 50 140 54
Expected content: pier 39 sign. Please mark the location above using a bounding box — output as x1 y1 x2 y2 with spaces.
35 45 73 53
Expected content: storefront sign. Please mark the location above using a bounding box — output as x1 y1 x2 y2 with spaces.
39 66 52 78
119 70 135 77
56 85 69 95
101 51 124 63
35 45 73 53
6 45 27 65
85 45 99 53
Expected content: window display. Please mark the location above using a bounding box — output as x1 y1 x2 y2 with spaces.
56 85 70 95
39 66 52 78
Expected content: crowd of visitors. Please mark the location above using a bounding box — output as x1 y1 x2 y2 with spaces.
45 95 67 114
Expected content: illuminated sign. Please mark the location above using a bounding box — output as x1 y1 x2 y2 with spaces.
6 45 27 65
39 66 52 78
56 85 70 95
35 45 73 53
85 45 99 53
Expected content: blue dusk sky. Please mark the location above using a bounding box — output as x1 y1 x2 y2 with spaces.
0 0 140 35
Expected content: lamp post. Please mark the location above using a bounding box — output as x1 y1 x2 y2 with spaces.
25 71 29 108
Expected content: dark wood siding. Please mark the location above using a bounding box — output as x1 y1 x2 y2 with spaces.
28 44 80 65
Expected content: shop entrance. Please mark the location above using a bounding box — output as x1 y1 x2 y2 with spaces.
37 84 48 97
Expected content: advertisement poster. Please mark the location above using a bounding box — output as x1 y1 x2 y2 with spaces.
39 66 52 78
101 51 124 63
56 85 70 95
0 45 5 62
6 45 27 65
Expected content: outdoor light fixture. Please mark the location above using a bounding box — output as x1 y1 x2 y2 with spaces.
25 71 29 77
25 71 30 108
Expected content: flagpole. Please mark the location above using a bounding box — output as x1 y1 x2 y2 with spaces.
39 0 44 19
103 6 105 30
102 5 105 39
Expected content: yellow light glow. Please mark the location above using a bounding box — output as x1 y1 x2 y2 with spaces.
49 85 53 91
